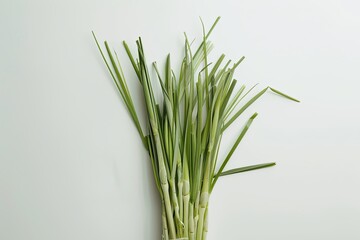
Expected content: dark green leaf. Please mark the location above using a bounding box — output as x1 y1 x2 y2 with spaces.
220 162 276 176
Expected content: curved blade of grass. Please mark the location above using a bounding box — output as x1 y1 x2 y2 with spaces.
219 162 276 176
269 87 300 102
224 83 246 118
200 17 209 80
92 32 146 147
123 41 141 81
224 82 259 120
193 16 221 58
147 135 162 196
211 112 258 191
208 54 225 81
223 87 299 131
223 88 267 131
153 62 171 100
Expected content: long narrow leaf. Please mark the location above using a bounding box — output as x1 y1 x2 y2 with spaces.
220 162 276 176
211 112 258 191
223 86 299 131
269 87 300 102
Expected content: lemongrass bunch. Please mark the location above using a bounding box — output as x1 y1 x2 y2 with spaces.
93 17 299 240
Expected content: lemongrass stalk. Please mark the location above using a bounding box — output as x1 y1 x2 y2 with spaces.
189 203 195 240
159 162 176 239
138 38 177 239
170 148 182 235
182 152 190 238
202 207 208 240
194 192 201 237
178 178 183 216
194 191 200 221
199 92 221 210
148 97 176 238
196 89 221 239
174 139 184 235
169 178 181 234
196 192 209 240
178 168 184 224
162 201 169 240
194 214 199 240
182 179 190 238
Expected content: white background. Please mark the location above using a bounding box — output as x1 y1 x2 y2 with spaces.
1 0 360 239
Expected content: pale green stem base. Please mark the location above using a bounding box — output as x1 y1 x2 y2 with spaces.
161 198 210 240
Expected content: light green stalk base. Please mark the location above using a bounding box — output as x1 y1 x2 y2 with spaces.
161 195 209 240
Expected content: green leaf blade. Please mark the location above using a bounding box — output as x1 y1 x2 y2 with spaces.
220 162 276 177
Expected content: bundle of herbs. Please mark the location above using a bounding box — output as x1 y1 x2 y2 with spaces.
93 17 299 240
